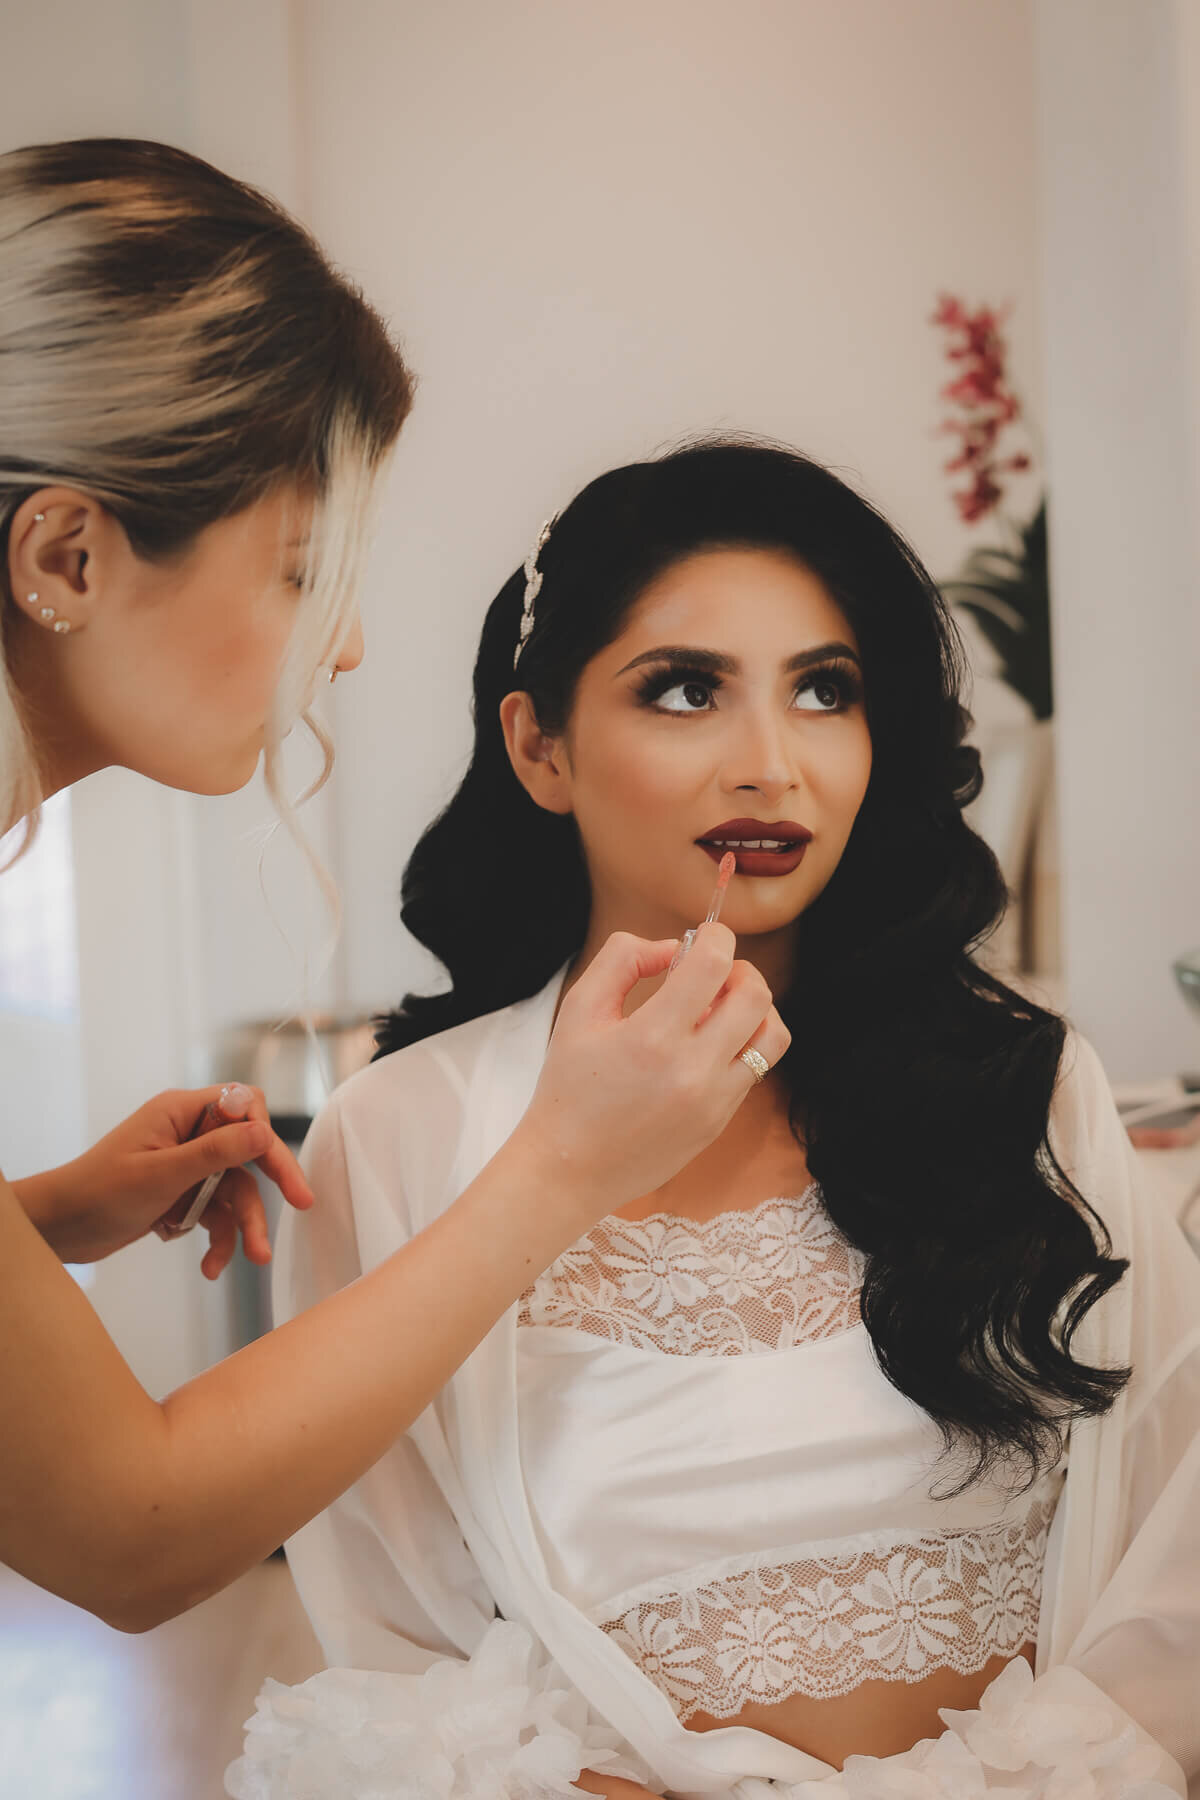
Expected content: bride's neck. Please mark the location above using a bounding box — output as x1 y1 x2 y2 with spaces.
568 894 797 1016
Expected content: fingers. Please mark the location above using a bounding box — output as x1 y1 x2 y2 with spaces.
696 956 789 1070
223 1168 273 1267
209 1084 314 1208
648 920 739 1027
734 1004 792 1083
195 1170 272 1278
561 932 684 1026
180 1119 272 1180
199 1195 236 1280
247 1134 315 1213
163 1085 313 1210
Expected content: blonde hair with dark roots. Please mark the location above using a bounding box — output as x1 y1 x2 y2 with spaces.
0 137 414 875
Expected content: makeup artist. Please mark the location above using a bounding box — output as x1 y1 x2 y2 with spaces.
0 138 788 1630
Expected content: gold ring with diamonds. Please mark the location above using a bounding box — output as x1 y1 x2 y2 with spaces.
738 1047 770 1084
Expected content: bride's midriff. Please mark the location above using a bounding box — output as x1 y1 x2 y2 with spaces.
683 1643 1035 1768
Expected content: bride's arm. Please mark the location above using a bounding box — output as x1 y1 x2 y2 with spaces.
574 1774 662 1797
1 927 787 1632
574 1777 661 1797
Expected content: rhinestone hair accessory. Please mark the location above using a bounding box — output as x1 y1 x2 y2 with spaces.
513 516 556 671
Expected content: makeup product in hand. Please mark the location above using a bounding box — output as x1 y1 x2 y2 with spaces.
669 851 736 973
157 1084 253 1238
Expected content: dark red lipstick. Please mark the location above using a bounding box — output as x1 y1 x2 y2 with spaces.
696 817 813 878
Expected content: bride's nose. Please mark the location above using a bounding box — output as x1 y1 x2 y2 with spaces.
721 706 801 807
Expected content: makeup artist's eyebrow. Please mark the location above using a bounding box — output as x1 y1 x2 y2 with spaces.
614 640 862 679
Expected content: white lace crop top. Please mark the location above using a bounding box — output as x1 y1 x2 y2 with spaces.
516 1188 1062 1725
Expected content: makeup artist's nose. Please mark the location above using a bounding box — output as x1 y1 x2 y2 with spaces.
334 609 365 675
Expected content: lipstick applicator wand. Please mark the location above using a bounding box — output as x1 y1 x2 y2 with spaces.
669 850 736 973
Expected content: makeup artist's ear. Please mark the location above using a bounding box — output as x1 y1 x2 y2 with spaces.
499 691 573 815
7 489 124 635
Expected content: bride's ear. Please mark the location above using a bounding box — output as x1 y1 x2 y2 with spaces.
499 691 573 816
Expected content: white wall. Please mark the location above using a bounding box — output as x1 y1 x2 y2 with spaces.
296 0 1046 1019
4 0 1197 1387
1035 0 1200 1079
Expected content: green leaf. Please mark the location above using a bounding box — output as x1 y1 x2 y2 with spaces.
940 500 1053 721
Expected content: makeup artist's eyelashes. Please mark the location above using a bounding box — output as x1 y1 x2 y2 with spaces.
632 659 863 717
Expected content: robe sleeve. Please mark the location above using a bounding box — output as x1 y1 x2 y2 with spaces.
1048 1033 1200 1793
224 1057 659 1800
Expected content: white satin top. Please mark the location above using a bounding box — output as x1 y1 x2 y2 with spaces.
516 1189 1062 1721
261 988 1200 1795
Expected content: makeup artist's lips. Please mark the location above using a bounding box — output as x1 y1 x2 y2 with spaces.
697 817 813 878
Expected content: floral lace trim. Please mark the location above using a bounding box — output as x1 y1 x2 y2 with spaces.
518 1187 865 1355
597 1483 1059 1717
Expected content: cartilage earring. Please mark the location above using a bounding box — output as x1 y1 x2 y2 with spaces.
33 512 45 523
25 591 38 605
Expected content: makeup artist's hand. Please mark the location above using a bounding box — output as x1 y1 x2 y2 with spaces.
518 924 789 1227
12 1085 314 1274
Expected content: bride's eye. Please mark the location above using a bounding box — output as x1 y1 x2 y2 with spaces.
634 669 719 714
791 662 861 713
658 680 715 714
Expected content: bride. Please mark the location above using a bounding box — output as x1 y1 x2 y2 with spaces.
228 440 1200 1800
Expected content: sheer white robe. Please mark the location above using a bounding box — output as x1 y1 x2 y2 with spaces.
226 973 1200 1800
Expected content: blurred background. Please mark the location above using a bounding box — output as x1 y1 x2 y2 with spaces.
3 0 1200 1397
1 4 1199 1793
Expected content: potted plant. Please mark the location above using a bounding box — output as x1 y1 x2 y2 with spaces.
932 295 1055 969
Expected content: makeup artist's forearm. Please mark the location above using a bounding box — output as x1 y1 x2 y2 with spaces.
0 1138 593 1629
132 1134 596 1625
9 1168 59 1246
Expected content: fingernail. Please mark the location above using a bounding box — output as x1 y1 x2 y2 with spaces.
219 1083 255 1116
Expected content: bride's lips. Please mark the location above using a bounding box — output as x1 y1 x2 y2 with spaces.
696 817 813 878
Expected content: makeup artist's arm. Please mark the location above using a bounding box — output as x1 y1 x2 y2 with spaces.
13 1084 313 1276
0 926 788 1631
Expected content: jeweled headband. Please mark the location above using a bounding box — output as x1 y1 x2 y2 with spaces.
512 515 556 671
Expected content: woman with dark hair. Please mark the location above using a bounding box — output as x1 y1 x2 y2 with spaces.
0 147 785 1632
244 441 1200 1798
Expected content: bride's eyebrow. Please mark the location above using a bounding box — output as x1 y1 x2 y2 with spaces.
613 640 861 679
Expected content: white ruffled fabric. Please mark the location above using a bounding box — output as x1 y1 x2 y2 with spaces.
736 1659 1184 1800
225 1631 1184 1800
224 1620 655 1799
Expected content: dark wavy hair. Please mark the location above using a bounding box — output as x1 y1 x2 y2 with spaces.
376 439 1129 1488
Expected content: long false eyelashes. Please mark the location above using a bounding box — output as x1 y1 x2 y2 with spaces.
631 656 864 713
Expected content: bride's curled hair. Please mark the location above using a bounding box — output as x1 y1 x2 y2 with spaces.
377 438 1129 1489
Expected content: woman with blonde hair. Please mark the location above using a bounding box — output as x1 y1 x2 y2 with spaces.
0 139 787 1632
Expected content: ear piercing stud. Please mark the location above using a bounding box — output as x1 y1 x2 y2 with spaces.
33 512 45 523
24 592 68 630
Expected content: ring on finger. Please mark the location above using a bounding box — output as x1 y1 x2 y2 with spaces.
738 1046 771 1084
